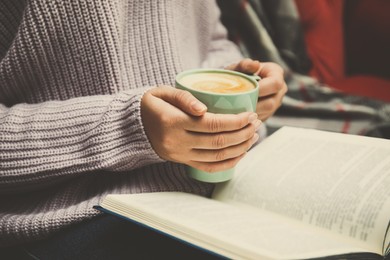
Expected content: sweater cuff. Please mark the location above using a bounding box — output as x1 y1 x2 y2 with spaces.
133 88 165 163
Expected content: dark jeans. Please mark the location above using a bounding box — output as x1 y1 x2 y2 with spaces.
1 214 224 260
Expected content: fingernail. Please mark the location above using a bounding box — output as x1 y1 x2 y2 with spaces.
248 113 258 123
191 101 207 112
254 120 262 131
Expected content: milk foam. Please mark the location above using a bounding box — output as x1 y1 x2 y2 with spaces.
179 72 254 94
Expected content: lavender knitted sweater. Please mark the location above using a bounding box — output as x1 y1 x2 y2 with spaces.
0 0 243 247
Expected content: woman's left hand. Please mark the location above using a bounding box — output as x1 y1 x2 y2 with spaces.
226 58 288 121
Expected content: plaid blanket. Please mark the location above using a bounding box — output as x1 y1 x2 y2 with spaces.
217 0 390 139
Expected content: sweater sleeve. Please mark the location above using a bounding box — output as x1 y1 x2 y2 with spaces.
201 4 243 69
0 88 163 193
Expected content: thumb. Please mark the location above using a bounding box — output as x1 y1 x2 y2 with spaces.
226 59 261 74
152 86 207 116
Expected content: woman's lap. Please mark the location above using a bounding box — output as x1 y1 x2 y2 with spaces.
1 214 222 260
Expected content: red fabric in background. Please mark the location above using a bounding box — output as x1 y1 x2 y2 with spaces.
295 0 390 102
345 0 390 80
330 76 390 102
294 0 345 84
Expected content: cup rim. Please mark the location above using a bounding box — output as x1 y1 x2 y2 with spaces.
175 68 260 96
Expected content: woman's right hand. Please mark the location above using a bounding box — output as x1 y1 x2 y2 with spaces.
141 86 262 173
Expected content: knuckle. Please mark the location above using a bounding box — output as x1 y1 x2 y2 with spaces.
263 99 275 111
160 135 174 152
283 83 288 94
215 149 227 161
174 89 191 103
242 62 251 72
280 66 285 75
238 59 251 71
245 127 255 140
207 116 222 132
270 62 284 74
237 116 248 129
273 77 284 91
203 164 218 173
160 114 175 127
212 134 226 148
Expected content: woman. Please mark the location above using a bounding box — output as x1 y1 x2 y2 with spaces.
0 0 286 258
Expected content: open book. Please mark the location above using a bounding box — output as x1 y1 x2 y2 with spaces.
96 127 390 259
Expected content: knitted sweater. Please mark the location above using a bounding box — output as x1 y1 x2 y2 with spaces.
0 0 243 247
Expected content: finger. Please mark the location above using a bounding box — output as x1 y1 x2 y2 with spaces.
258 81 287 110
190 133 259 162
185 111 258 133
258 77 285 97
151 86 207 116
257 62 285 97
257 62 284 77
256 83 287 121
189 119 262 149
189 153 247 173
226 58 261 74
256 96 276 121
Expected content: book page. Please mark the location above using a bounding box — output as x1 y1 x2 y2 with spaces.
213 127 390 253
101 192 377 260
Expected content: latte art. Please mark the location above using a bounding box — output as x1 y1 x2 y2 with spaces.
179 72 255 94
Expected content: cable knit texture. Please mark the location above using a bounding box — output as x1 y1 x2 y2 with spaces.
0 0 243 246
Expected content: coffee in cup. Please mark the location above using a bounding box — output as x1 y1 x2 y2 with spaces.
175 69 260 183
178 72 255 94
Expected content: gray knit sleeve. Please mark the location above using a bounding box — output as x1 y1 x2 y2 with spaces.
0 89 163 193
201 4 243 69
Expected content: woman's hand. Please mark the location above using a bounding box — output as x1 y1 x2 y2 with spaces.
226 59 288 121
141 86 261 172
